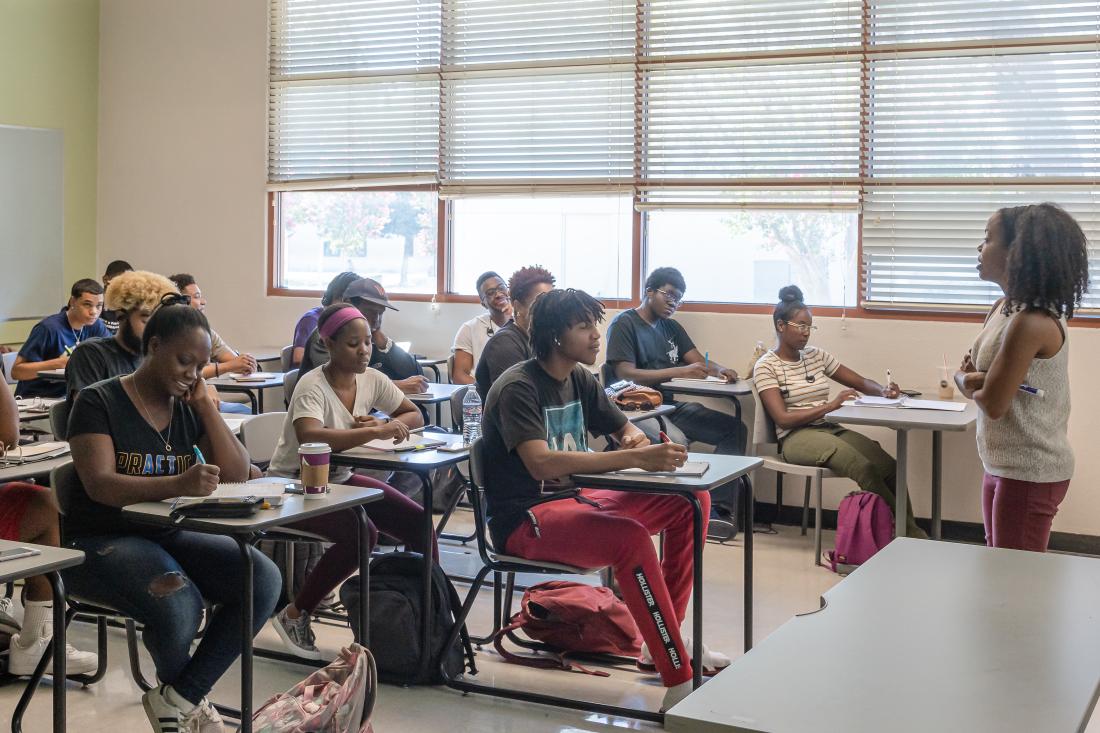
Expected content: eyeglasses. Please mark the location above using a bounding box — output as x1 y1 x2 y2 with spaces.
655 289 683 306
784 321 817 334
482 285 509 299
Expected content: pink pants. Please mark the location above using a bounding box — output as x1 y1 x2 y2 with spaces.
505 488 710 687
981 473 1070 553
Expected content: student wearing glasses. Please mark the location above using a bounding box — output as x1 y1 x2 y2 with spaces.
474 265 556 399
754 285 926 539
604 267 744 453
450 271 513 385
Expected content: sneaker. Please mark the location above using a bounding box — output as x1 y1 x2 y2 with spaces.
6 630 98 676
142 685 190 733
638 638 731 677
270 606 321 660
183 698 225 733
0 597 20 638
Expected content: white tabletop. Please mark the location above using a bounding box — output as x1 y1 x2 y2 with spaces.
407 382 465 404
0 453 72 483
826 401 979 432
332 432 469 472
660 379 753 397
0 538 84 583
207 372 285 390
573 453 762 493
623 403 677 423
666 538 1100 733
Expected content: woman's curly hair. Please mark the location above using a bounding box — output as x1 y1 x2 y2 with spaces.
997 203 1089 319
105 271 180 314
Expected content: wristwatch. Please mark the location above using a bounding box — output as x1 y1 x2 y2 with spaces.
377 337 394 354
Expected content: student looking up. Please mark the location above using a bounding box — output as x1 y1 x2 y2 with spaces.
754 285 926 539
100 259 134 334
481 288 729 712
451 270 513 385
290 271 359 369
169 273 258 379
12 278 109 398
604 267 744 453
955 203 1087 552
474 265 555 400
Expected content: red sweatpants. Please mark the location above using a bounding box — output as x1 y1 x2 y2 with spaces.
505 488 710 687
981 473 1070 553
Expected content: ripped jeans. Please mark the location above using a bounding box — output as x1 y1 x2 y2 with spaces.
63 530 281 705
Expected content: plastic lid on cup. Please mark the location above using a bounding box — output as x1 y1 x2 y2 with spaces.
299 442 332 454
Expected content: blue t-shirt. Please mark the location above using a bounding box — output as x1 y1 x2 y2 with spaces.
16 309 109 398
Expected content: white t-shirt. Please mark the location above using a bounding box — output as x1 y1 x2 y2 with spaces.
451 313 502 367
268 366 406 483
753 347 840 439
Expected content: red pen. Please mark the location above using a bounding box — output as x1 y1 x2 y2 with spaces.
658 431 671 444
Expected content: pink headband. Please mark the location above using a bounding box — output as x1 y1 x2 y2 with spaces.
319 306 365 340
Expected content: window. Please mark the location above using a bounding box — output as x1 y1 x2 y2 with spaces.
450 195 633 299
276 190 437 294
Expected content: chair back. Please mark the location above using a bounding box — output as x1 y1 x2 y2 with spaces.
283 368 300 407
600 362 616 386
280 345 294 372
50 400 70 440
449 384 470 433
446 353 455 384
50 461 80 516
239 411 288 465
750 383 780 452
2 352 18 385
465 438 499 560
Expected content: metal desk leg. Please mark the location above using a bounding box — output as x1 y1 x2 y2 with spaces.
417 471 436 682
743 475 754 652
355 506 370 647
688 491 704 689
11 571 68 733
931 431 942 540
895 430 909 540
235 537 255 733
257 390 265 415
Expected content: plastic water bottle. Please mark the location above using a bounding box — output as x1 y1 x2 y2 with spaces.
462 388 482 445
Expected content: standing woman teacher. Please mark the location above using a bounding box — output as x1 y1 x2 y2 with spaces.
956 203 1089 552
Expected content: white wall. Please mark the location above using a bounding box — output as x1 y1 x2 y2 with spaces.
97 0 1100 536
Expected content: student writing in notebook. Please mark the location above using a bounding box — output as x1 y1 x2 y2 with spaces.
474 265 556 399
12 279 109 398
290 271 359 369
451 270 513 385
604 267 744 454
481 288 730 711
266 304 435 659
753 285 926 538
63 296 280 732
0 374 98 677
99 259 134 334
955 204 1086 552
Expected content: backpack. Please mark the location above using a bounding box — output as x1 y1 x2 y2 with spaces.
493 581 642 677
613 386 663 411
827 491 894 573
338 552 473 686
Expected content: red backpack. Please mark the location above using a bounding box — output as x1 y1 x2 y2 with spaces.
493 581 642 676
827 491 895 573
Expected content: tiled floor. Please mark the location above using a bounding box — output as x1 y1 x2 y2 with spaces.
2 519 1096 731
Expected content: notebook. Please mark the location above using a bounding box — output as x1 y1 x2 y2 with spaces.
0 441 70 464
162 482 290 505
613 461 710 477
354 434 448 453
846 396 966 412
670 376 729 385
228 372 281 382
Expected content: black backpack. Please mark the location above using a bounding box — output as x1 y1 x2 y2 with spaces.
339 552 473 685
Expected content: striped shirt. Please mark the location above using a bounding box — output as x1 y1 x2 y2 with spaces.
753 348 840 439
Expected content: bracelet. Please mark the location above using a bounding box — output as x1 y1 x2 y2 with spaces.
214 363 220 377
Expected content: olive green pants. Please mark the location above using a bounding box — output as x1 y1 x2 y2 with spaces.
780 425 926 538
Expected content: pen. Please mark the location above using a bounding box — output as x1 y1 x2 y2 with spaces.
408 426 425 435
1019 384 1045 397
704 351 709 372
193 445 206 464
885 369 892 389
64 345 74 356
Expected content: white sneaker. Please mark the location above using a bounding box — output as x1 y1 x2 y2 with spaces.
183 698 225 733
6 630 98 676
143 686 224 733
638 638 731 677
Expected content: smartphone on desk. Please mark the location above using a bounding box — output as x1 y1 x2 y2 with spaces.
0 546 41 562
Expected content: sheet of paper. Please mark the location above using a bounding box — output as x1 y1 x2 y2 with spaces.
229 372 281 381
614 461 710 477
670 376 728 385
899 399 967 412
357 434 448 453
853 396 906 407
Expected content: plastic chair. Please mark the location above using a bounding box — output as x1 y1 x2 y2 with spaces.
280 345 294 373
239 411 288 471
283 368 300 408
3 352 18 385
49 400 69 441
750 385 839 565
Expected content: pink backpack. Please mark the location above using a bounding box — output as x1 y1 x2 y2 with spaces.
827 491 894 573
252 643 376 732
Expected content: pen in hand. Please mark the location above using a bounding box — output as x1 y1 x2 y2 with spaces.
193 445 206 464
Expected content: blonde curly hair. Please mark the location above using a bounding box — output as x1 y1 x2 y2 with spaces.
105 271 179 314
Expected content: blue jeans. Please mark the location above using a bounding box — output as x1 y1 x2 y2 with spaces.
63 531 281 705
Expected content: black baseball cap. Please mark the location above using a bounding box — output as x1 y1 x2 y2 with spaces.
343 277 398 311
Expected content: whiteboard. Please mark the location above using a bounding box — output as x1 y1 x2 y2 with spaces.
0 125 64 320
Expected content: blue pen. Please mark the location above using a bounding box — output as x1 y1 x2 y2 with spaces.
705 351 709 371
193 445 206 464
1019 384 1045 398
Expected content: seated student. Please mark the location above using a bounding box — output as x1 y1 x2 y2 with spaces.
63 296 281 732
754 285 926 539
266 304 436 658
474 265 555 400
290 271 359 369
12 279 109 398
66 270 179 402
451 271 513 385
299 277 427 395
99 259 134 334
168 273 258 378
482 288 730 711
0 385 97 676
604 267 744 453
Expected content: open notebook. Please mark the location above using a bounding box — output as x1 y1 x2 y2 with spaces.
0 441 70 464
845 395 966 412
612 461 710 477
162 482 290 506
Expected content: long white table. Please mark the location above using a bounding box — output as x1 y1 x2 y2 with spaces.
667 539 1100 733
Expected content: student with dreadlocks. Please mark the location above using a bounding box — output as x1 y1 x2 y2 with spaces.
480 288 731 711
956 203 1089 552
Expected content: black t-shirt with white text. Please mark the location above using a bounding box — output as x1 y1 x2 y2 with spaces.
64 377 206 539
481 360 627 549
604 309 696 399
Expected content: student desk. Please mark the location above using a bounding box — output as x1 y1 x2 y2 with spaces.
659 379 753 432
408 382 465 427
16 397 62 423
572 454 763 687
1 539 85 733
0 453 72 484
207 372 286 414
416 357 447 383
35 368 65 382
331 436 469 681
121 483 383 732
666 538 1100 733
825 402 979 539
624 403 676 429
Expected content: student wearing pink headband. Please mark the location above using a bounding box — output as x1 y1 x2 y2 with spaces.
266 304 435 659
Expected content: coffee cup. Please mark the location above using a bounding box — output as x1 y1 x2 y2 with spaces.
299 442 331 499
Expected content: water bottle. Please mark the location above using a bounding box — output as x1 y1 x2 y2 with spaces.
462 388 482 445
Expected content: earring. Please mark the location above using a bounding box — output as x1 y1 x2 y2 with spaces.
554 338 561 346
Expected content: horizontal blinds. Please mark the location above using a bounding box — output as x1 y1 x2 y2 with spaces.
871 1 1100 46
863 188 1100 309
641 0 862 58
442 0 634 68
637 186 860 210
